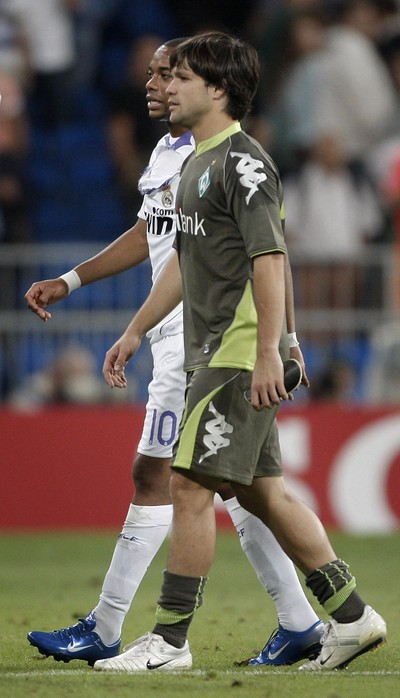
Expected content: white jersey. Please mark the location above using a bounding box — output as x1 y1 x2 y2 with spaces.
138 131 194 343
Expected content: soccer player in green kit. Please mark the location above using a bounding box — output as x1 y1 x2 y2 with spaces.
95 32 387 673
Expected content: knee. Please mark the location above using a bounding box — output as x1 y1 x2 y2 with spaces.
132 454 171 501
232 477 289 522
169 471 197 501
170 471 214 512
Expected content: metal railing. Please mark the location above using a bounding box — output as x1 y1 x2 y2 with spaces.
0 242 397 403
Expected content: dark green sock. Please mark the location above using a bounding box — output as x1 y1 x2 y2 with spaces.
152 570 207 648
331 590 366 623
306 559 366 621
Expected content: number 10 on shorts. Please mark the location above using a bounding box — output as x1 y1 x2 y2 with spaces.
149 409 178 447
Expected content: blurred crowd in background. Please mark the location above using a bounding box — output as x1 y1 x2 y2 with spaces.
2 0 400 407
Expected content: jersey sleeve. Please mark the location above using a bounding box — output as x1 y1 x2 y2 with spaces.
225 141 287 259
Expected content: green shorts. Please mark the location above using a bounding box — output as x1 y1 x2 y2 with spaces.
172 367 282 485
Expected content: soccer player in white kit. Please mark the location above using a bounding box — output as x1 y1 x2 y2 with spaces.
25 39 323 669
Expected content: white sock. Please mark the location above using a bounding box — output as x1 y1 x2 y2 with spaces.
224 497 319 631
93 503 173 644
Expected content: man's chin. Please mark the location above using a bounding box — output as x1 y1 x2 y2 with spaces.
148 109 168 120
169 112 185 127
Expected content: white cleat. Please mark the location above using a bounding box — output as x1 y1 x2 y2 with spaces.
93 631 192 672
299 605 387 671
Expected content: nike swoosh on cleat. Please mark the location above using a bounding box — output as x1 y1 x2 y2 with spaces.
267 641 290 660
146 659 173 670
319 651 335 666
67 643 95 653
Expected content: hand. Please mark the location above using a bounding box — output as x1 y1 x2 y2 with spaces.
290 345 310 388
25 279 69 321
248 350 289 410
102 331 142 388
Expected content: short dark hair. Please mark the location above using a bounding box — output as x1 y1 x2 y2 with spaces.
164 37 188 51
169 32 260 121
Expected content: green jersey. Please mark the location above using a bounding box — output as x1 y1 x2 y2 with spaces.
174 123 287 372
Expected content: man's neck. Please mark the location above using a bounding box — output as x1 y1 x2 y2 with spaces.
168 124 189 138
191 115 235 145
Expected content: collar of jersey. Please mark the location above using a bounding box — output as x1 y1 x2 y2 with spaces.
195 122 241 156
165 130 193 150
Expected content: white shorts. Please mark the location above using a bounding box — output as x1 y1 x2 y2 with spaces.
137 333 186 458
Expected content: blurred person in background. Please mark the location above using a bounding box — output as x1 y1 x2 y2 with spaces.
0 0 31 244
7 344 129 410
107 34 169 224
312 0 397 168
254 0 398 173
283 133 384 314
66 0 117 90
381 159 400 313
0 69 31 243
253 0 394 348
262 5 329 174
2 0 77 128
249 1 327 152
365 320 400 401
0 0 29 80
370 30 400 312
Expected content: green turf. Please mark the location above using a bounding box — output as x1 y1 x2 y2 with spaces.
0 530 399 697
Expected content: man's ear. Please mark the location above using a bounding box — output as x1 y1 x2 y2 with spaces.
213 81 227 102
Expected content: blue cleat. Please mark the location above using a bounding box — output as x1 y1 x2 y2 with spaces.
248 620 324 666
27 611 121 666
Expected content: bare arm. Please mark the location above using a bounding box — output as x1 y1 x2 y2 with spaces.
284 253 310 388
249 252 288 409
25 218 149 321
284 252 296 335
74 217 149 284
103 251 182 388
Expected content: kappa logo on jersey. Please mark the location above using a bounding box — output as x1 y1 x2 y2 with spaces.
198 166 211 198
199 401 233 463
176 208 206 236
230 152 267 204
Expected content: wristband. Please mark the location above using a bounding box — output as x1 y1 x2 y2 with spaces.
288 331 300 348
59 270 81 294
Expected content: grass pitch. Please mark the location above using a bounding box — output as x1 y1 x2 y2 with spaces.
0 530 399 697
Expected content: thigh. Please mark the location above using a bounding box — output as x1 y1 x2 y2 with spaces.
255 418 283 477
172 367 279 485
138 334 186 458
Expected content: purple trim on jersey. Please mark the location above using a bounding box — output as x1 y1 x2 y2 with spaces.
165 131 193 151
138 173 171 195
138 132 193 195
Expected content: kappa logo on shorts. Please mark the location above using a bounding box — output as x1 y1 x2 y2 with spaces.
199 401 233 463
230 151 267 204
